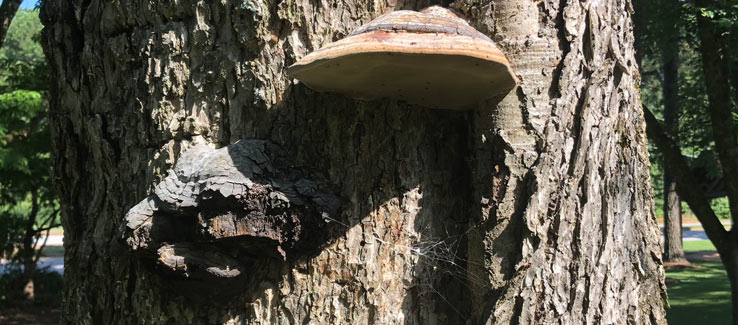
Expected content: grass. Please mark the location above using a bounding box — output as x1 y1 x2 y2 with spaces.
666 240 731 324
666 261 731 324
682 239 717 252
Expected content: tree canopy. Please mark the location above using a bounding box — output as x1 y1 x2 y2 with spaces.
0 9 57 300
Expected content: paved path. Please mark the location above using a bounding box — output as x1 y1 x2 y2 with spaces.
682 230 708 242
659 221 732 242
0 257 64 275
0 235 65 275
0 226 725 276
43 235 63 247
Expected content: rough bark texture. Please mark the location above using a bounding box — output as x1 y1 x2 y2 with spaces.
119 140 343 298
457 0 665 322
662 40 685 263
0 0 22 49
41 0 665 324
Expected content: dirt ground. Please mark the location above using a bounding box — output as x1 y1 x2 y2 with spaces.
686 250 721 262
0 306 60 325
663 250 722 272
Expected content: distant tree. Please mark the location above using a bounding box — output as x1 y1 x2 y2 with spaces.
637 0 687 263
641 0 738 321
0 0 22 49
0 8 56 301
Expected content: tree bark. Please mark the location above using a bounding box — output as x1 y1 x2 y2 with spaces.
21 188 39 301
460 1 665 322
662 38 686 263
41 0 665 323
0 0 22 50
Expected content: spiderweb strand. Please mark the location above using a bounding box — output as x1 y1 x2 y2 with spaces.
321 214 491 318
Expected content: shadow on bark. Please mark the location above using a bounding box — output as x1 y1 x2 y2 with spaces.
107 61 491 321
118 139 345 300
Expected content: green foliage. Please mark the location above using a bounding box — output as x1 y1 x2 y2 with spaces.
0 10 44 64
0 59 50 93
0 90 50 191
640 0 738 221
641 6 738 320
676 45 712 156
710 197 731 219
637 0 685 62
0 267 63 308
0 9 56 269
0 10 48 93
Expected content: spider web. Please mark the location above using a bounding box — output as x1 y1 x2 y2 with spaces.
322 214 489 319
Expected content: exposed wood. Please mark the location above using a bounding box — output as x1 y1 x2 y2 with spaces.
155 243 242 278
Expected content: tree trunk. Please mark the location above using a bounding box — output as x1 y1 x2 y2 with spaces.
21 188 39 301
0 0 22 49
695 1 738 321
41 0 666 324
644 106 737 322
662 39 686 263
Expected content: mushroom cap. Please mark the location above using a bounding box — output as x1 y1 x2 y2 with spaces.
287 6 517 110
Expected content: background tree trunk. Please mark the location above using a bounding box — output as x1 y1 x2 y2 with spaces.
695 0 738 319
21 189 39 301
41 0 666 324
0 0 22 49
662 38 686 263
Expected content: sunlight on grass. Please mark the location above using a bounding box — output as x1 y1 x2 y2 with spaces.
683 240 717 252
666 239 730 325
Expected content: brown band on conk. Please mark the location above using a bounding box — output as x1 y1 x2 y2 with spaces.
348 10 492 42
350 22 492 41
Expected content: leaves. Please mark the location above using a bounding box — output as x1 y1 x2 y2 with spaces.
0 8 57 268
0 9 44 63
638 0 738 220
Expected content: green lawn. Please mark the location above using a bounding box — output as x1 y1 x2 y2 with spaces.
682 240 717 252
666 240 731 324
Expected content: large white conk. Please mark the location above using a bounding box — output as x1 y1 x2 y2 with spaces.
288 6 518 110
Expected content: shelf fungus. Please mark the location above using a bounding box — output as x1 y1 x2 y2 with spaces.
119 140 341 293
287 6 517 109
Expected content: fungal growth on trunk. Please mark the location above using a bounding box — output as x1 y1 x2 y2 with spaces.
287 6 517 110
119 140 341 293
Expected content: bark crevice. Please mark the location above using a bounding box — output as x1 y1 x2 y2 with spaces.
42 0 665 323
